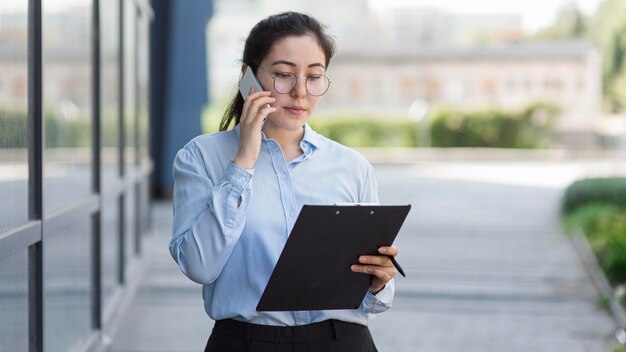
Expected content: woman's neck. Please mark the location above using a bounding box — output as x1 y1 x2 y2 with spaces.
262 123 305 161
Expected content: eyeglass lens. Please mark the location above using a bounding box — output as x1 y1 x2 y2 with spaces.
273 73 330 96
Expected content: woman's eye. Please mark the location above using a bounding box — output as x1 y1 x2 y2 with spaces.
308 75 322 81
276 72 293 78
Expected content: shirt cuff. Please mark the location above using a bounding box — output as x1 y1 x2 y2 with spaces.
225 161 253 192
361 279 394 313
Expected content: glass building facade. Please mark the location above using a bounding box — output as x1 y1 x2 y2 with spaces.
0 0 152 350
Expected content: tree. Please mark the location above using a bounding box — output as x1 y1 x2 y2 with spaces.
533 0 626 112
533 2 586 40
587 0 626 112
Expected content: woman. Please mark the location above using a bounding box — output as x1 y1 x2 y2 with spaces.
170 11 399 351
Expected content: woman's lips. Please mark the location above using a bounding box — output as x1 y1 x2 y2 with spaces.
284 107 306 116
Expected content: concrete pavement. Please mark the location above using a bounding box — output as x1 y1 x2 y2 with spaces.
108 160 624 352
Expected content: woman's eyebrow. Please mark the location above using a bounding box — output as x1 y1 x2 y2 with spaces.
270 60 325 69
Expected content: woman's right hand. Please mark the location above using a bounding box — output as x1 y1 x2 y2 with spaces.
234 87 276 169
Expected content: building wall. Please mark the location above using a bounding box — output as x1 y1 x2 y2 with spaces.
0 1 153 351
323 46 602 130
208 2 600 131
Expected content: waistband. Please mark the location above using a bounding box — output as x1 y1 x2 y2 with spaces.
213 319 367 344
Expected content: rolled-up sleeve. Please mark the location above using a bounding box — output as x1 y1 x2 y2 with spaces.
169 145 253 284
360 280 395 313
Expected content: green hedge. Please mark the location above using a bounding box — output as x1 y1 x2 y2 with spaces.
0 107 126 148
564 203 626 285
203 102 560 149
0 108 28 148
308 116 417 148
429 102 559 148
562 177 626 299
562 177 626 214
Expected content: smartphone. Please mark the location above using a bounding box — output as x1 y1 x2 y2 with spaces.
239 66 264 100
239 66 271 126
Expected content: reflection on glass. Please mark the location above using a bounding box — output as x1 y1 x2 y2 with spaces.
0 2 29 231
124 186 137 269
101 199 119 309
137 14 150 162
139 179 150 237
101 0 120 189
43 1 93 212
0 250 29 351
100 0 121 312
124 1 137 169
44 217 92 351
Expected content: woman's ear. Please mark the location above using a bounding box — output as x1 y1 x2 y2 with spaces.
240 64 248 77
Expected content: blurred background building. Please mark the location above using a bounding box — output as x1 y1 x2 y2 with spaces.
208 0 613 143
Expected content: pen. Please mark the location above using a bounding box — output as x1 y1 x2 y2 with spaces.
388 255 406 277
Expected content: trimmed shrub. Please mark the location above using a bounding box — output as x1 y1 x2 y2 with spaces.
562 177 626 214
429 102 559 148
0 108 28 148
564 203 626 285
308 117 416 148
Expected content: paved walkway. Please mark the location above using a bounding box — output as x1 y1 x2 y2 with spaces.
109 160 624 352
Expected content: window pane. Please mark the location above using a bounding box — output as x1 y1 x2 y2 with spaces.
43 0 93 212
101 198 119 309
138 15 150 162
124 186 137 268
101 0 120 189
0 250 29 352
124 1 137 169
0 1 29 231
44 217 92 351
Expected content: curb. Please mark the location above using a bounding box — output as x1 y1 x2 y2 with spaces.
569 228 626 344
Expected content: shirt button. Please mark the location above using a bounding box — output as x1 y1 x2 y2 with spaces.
239 176 245 183
289 210 295 217
281 174 287 180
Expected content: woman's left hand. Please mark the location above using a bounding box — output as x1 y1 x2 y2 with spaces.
351 246 399 294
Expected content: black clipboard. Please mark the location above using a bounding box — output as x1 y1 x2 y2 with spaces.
256 204 411 311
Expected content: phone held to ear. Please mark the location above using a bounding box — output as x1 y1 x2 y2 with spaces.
239 66 264 100
239 66 271 127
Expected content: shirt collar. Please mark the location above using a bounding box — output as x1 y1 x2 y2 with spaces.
233 123 321 151
302 123 321 151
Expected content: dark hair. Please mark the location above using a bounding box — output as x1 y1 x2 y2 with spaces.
219 12 336 131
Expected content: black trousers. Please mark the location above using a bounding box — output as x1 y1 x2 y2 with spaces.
204 319 378 352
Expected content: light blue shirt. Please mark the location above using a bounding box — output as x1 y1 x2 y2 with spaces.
170 123 394 326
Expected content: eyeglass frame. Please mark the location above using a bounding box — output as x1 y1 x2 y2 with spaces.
255 64 332 96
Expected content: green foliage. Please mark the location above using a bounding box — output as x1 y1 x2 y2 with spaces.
562 177 626 287
562 177 626 214
0 107 124 148
308 115 417 148
429 102 558 148
610 344 626 352
201 102 559 148
564 203 626 286
0 108 28 148
44 111 91 148
532 0 626 112
533 3 587 40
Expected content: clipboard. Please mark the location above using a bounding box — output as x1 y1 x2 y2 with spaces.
256 204 411 311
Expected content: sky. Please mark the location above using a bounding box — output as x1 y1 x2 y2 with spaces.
367 0 604 34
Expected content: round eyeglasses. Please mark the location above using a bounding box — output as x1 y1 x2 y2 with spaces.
257 65 331 96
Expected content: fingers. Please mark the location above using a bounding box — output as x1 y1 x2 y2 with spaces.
351 255 397 277
350 246 400 293
378 246 398 257
241 90 275 126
